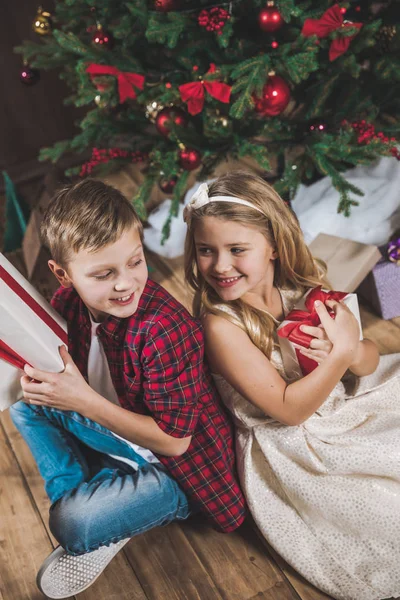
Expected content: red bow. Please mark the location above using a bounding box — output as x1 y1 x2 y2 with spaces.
277 286 347 375
179 66 231 115
86 64 145 103
301 5 362 61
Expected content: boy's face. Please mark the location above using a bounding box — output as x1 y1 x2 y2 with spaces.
49 225 148 322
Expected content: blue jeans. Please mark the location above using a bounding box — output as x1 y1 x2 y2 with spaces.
10 401 191 555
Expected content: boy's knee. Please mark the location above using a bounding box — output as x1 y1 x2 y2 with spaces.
49 495 88 553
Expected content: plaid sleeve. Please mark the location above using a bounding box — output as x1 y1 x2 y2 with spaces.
50 286 67 315
141 314 205 439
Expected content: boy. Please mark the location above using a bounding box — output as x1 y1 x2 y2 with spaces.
10 179 246 599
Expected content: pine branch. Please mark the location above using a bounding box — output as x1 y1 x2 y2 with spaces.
235 139 271 172
161 170 190 243
39 140 72 163
146 13 189 49
131 174 156 221
52 30 90 56
281 48 319 84
308 149 363 216
230 55 270 119
276 0 302 21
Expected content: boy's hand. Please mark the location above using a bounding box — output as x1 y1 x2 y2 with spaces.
21 346 92 413
299 323 333 365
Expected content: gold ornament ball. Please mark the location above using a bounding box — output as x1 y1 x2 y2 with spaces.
33 8 52 35
145 101 163 123
94 94 108 109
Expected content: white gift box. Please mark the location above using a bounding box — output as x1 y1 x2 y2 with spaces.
0 253 67 411
277 287 363 381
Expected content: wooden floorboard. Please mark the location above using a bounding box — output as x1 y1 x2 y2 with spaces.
1 251 400 599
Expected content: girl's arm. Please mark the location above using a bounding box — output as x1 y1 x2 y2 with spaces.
348 339 379 376
298 327 379 377
203 300 360 426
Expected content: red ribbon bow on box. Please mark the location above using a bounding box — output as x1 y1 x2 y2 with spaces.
86 64 145 103
301 4 362 62
179 64 231 115
277 286 347 375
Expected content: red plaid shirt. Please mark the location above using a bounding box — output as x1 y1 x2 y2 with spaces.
51 278 246 532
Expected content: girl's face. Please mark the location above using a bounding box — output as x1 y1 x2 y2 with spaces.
194 216 277 303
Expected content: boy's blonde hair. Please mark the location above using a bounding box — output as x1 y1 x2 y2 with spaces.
184 171 328 358
40 179 143 268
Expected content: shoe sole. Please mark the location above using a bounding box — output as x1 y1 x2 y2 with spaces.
36 539 130 599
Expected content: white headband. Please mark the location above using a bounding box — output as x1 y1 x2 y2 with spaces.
183 182 265 224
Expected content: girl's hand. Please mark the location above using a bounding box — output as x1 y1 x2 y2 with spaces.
299 324 333 365
314 299 360 363
20 346 93 414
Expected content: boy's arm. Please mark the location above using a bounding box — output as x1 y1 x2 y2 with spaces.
85 312 204 455
79 389 192 457
21 346 191 457
140 313 204 446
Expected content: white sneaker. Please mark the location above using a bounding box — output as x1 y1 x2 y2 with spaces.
36 538 130 599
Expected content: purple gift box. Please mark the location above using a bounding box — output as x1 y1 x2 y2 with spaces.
357 243 400 320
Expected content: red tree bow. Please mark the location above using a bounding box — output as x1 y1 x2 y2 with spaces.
277 286 347 375
179 64 231 115
86 64 145 103
301 4 362 61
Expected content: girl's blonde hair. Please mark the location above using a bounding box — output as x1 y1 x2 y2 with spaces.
184 171 328 358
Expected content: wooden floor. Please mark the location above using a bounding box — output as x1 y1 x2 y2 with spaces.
1 250 400 600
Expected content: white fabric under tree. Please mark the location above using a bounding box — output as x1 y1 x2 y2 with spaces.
143 157 400 258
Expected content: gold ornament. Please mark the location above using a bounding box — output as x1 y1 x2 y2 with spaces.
376 25 397 53
203 109 232 138
94 94 108 109
145 101 164 122
33 7 52 35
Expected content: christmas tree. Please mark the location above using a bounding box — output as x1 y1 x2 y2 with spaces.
16 0 400 239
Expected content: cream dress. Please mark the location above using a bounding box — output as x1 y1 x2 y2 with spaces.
212 288 400 600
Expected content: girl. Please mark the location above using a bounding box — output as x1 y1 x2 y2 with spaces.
184 171 400 600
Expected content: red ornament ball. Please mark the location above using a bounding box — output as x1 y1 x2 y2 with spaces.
92 27 114 49
254 75 290 116
154 0 178 11
178 148 202 171
159 176 178 194
155 107 188 137
20 65 40 85
258 4 284 33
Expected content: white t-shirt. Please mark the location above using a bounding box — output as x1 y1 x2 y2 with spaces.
87 319 160 469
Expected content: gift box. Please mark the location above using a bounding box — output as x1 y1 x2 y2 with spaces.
277 286 363 380
0 252 68 411
308 233 382 293
357 239 400 320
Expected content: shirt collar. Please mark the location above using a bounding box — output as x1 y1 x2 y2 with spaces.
76 279 153 344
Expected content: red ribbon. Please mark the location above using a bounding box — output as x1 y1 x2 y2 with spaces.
301 5 362 61
277 286 347 375
0 264 68 371
86 64 145 103
0 339 29 370
179 66 231 115
329 31 362 61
